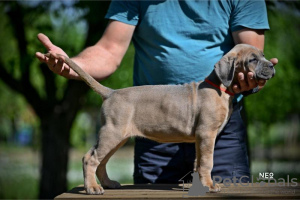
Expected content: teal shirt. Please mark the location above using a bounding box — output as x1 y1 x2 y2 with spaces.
105 0 269 100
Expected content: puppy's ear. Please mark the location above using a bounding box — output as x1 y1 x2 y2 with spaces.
214 54 236 88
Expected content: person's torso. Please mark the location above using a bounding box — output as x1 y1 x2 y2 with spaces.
132 1 235 86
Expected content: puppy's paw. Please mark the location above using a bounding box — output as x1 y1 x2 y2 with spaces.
209 183 221 193
86 184 104 195
102 180 121 189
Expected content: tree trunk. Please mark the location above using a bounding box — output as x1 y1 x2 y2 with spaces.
39 115 71 198
38 81 89 199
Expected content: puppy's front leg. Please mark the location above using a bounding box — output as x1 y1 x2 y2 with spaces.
195 130 221 192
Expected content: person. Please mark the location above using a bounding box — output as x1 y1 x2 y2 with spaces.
36 0 278 184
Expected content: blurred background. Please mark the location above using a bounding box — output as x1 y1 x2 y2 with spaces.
0 1 299 199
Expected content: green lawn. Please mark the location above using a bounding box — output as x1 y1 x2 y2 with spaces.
0 144 134 199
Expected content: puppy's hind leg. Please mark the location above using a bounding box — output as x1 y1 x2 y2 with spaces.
82 145 103 194
83 126 128 195
96 138 128 189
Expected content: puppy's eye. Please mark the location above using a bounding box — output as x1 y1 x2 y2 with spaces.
249 58 258 63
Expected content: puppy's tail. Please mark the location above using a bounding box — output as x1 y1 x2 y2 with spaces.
44 53 113 99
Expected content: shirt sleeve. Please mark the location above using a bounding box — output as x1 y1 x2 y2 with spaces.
105 0 140 26
230 0 270 32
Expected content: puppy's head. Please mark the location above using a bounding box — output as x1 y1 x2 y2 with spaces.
214 44 275 88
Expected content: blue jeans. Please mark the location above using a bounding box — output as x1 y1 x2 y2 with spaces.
134 102 250 183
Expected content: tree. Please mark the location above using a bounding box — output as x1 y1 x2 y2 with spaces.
245 2 300 128
244 2 300 167
0 1 110 198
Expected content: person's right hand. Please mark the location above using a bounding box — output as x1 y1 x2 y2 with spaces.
35 33 71 77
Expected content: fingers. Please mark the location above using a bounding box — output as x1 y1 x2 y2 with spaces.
41 52 67 75
270 58 278 66
35 52 48 63
232 72 258 94
36 33 71 77
232 74 242 93
233 73 246 93
247 72 257 89
36 33 68 57
57 56 70 76
232 85 241 94
57 56 65 67
48 52 57 69
258 79 266 88
37 33 54 51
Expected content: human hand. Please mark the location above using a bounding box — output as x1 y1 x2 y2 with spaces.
35 33 71 77
232 58 278 93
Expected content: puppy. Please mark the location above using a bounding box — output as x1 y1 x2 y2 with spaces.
45 44 275 195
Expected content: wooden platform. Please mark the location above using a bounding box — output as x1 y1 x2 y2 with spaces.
55 183 300 199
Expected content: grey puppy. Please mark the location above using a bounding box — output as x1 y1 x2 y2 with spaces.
45 44 275 195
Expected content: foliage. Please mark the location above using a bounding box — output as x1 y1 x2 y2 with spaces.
245 3 300 150
0 1 88 146
0 3 40 144
245 5 300 126
0 1 100 198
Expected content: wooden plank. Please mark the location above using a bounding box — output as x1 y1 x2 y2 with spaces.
55 183 300 199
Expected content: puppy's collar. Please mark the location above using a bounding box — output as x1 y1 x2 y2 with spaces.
205 79 235 96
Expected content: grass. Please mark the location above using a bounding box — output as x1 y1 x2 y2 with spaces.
0 174 39 199
0 144 134 199
0 145 39 199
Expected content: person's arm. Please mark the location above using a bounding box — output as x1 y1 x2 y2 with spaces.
36 20 135 81
232 28 278 93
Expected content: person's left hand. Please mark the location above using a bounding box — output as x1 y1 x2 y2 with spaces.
232 58 278 93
